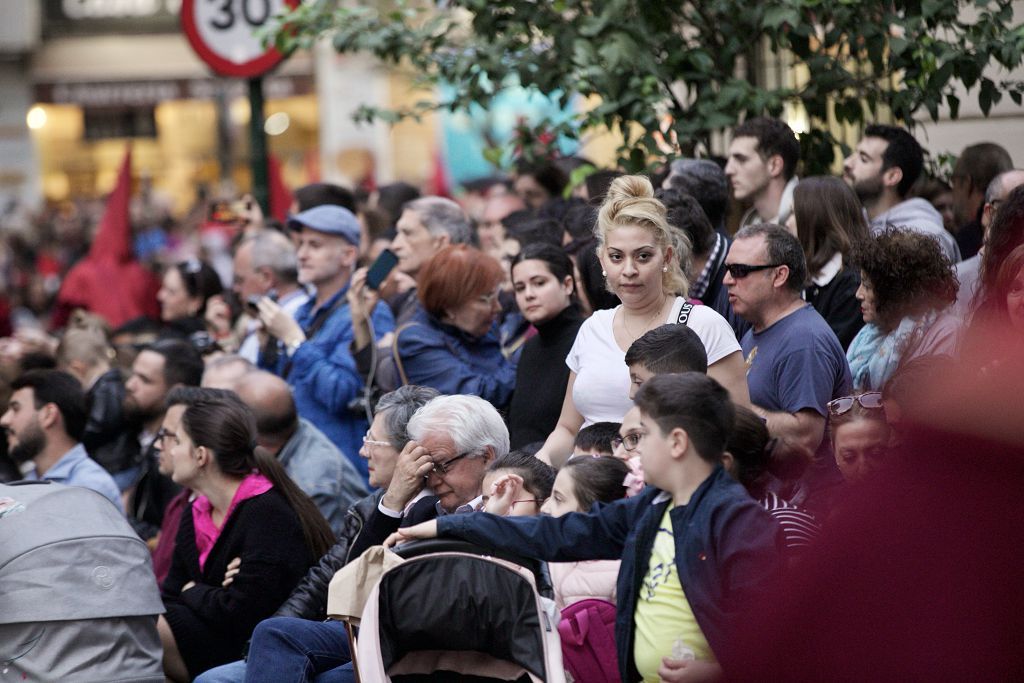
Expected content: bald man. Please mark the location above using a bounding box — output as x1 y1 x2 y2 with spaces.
201 355 255 390
234 371 367 536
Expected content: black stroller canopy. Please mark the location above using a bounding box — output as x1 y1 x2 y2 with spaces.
378 555 547 680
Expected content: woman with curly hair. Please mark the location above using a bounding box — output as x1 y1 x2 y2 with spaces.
846 228 959 391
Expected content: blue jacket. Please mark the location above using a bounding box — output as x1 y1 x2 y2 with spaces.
438 466 783 680
394 305 515 410
262 287 394 480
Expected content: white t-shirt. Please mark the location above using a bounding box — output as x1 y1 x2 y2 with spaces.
566 298 740 426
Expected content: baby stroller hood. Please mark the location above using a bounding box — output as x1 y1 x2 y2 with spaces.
0 481 164 681
356 540 565 683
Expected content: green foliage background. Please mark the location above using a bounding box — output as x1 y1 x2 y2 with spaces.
270 0 1024 174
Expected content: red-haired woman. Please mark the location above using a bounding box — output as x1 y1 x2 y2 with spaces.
390 244 515 409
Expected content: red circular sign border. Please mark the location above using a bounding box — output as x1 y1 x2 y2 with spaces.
181 0 299 78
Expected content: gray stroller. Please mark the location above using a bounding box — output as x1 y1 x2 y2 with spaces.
0 480 165 681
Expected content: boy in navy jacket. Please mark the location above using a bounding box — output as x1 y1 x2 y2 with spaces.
393 373 782 681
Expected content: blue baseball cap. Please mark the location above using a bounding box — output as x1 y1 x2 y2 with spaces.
287 205 361 246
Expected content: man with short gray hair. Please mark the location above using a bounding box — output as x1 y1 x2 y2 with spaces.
380 196 474 325
224 229 309 362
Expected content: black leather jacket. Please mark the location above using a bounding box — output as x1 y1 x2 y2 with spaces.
83 369 141 474
273 489 384 621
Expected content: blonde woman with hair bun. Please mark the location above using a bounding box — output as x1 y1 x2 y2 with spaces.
536 175 750 466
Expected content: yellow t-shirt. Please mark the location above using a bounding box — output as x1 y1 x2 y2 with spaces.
633 507 714 682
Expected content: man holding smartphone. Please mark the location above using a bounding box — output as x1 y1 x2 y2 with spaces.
257 205 394 481
348 196 473 346
216 229 310 363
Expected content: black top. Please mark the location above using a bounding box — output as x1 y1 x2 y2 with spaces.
956 218 983 261
507 304 584 450
82 368 138 474
161 488 316 678
803 265 864 350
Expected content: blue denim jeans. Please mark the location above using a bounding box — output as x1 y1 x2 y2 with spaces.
195 660 246 683
243 617 352 683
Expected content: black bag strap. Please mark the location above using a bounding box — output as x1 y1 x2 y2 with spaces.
675 300 694 326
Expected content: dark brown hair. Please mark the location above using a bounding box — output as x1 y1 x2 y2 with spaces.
561 456 630 510
726 406 811 498
792 176 870 275
852 228 958 332
181 391 334 559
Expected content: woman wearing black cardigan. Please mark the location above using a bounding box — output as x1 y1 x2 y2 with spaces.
507 244 584 450
157 389 333 681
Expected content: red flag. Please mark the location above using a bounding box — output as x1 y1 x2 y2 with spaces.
268 153 293 222
54 146 160 329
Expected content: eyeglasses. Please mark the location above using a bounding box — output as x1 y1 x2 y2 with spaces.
430 451 472 476
611 432 643 452
723 263 784 279
362 433 391 449
156 428 179 447
827 392 884 417
478 288 502 305
567 452 603 461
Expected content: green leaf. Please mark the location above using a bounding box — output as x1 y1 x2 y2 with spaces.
763 6 800 29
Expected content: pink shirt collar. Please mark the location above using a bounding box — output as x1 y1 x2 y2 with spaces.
192 472 273 571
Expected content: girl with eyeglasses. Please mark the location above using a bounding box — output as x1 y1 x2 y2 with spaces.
481 450 556 517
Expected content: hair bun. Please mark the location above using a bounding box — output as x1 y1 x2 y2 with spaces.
605 175 654 203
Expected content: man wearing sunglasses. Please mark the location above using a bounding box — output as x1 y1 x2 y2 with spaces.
724 225 852 504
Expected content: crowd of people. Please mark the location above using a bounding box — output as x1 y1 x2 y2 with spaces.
1 117 1023 682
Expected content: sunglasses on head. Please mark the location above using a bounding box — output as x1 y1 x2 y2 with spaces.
723 262 783 279
827 392 884 417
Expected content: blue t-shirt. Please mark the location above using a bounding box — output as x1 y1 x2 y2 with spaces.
741 304 851 418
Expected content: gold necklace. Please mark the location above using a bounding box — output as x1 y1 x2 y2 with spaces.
621 298 668 341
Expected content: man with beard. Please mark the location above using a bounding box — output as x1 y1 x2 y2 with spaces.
843 124 960 262
124 338 204 540
2 368 122 510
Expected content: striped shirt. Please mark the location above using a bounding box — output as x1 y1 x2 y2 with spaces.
760 491 820 550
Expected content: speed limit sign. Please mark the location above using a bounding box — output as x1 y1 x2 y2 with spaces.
181 0 299 78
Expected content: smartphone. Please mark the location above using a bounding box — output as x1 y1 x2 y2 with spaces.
365 248 399 290
246 289 277 315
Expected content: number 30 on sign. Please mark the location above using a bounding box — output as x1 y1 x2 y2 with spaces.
181 0 299 78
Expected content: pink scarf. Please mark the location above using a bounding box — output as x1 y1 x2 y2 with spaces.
192 473 273 571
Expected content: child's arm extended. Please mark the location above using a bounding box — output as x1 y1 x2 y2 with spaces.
390 497 641 562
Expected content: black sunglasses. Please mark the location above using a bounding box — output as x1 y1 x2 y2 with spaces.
723 263 783 279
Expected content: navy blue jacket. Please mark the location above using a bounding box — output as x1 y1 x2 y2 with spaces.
438 465 782 681
394 305 515 410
